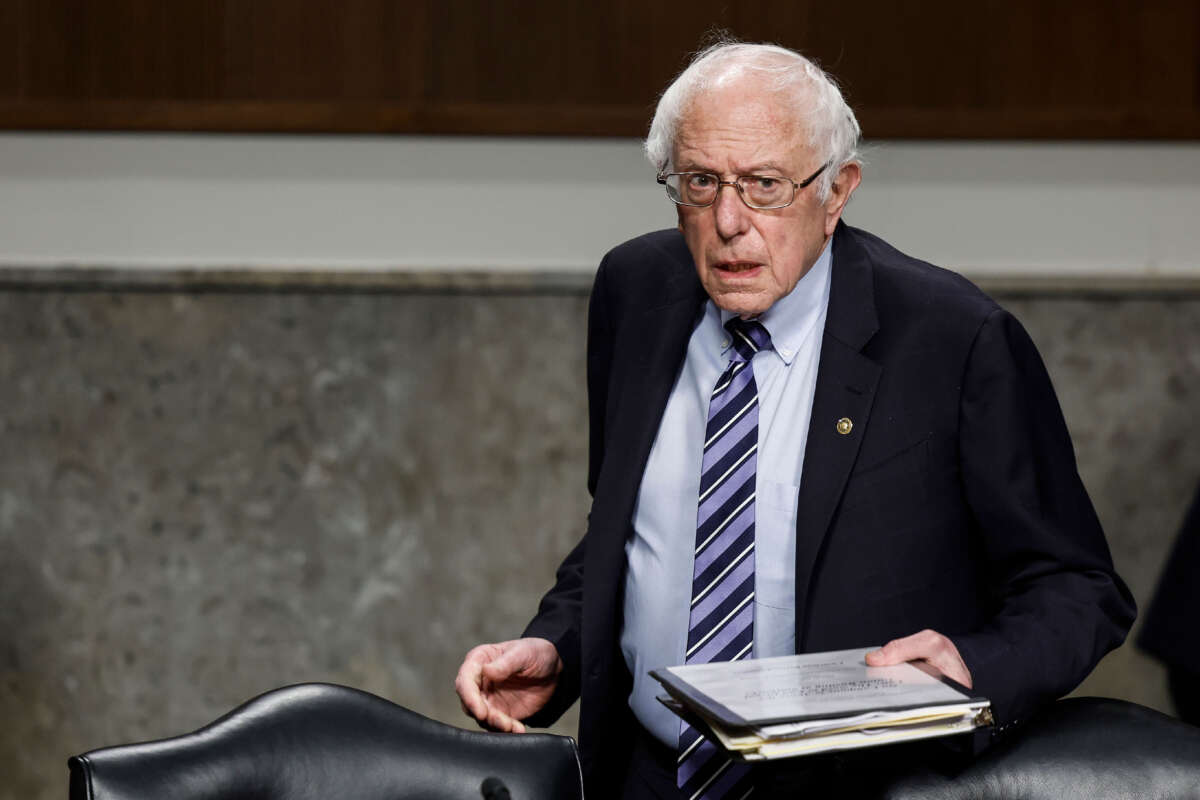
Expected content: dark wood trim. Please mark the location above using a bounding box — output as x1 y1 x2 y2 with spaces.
0 100 651 137
3 0 1197 139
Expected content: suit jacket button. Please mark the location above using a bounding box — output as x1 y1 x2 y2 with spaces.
836 417 853 435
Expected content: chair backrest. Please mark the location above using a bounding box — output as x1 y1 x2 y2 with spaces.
68 683 584 800
882 697 1200 800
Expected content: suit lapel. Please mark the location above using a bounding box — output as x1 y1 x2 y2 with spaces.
794 223 882 648
584 242 707 645
594 288 705 539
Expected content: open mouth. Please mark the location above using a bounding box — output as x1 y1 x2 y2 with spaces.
714 261 762 274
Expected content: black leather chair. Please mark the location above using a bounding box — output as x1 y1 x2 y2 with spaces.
69 687 1200 800
882 697 1200 799
68 683 583 800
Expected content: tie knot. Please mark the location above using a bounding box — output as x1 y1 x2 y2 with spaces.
725 318 772 363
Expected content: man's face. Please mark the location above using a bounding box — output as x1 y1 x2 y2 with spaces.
672 78 859 317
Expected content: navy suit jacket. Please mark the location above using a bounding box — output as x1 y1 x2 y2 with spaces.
523 222 1135 797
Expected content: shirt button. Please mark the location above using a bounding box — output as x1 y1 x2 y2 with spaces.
722 339 730 348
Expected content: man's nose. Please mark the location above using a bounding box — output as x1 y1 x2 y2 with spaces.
713 183 750 240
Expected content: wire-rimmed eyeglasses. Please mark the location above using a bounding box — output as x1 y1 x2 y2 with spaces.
657 160 831 210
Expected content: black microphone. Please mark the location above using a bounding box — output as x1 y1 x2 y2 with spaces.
480 776 512 800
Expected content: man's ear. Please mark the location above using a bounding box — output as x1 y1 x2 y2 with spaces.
824 162 862 236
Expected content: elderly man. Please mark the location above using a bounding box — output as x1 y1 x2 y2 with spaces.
456 42 1134 799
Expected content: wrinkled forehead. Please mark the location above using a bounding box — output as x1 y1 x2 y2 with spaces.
672 77 814 168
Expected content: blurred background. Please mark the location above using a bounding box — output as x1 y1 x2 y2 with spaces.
2 3 1199 798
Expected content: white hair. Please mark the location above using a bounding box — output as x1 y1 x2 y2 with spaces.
644 41 861 202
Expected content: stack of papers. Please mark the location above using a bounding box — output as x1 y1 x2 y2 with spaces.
651 649 992 761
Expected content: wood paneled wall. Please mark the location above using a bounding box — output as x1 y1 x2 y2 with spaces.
2 0 1198 138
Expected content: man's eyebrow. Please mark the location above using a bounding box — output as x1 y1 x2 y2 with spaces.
741 162 788 174
672 161 790 175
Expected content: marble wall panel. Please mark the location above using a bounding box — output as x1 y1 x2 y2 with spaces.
1 286 1198 800
0 289 591 799
1001 296 1200 709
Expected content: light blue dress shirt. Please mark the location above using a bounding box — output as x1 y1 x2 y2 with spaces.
620 238 833 748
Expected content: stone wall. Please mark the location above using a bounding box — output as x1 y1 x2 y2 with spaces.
2 278 1198 800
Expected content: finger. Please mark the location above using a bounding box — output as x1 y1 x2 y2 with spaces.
865 640 911 665
457 678 491 722
455 674 488 721
485 703 526 734
924 645 972 688
481 640 545 683
865 632 973 688
455 651 492 721
866 629 938 664
933 657 971 688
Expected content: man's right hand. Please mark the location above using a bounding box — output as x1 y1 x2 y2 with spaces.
454 637 562 733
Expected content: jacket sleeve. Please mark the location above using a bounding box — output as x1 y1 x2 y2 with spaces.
949 308 1136 734
519 254 616 727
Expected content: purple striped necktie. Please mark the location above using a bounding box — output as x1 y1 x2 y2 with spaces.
677 317 772 800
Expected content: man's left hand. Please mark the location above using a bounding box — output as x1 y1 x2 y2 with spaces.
865 629 973 688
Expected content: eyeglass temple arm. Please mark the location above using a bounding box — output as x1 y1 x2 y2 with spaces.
797 160 833 188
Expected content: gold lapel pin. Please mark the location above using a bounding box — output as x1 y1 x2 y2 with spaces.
836 417 853 435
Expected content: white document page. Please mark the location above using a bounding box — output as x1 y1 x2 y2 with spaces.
661 648 971 725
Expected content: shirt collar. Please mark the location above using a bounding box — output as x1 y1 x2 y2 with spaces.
717 236 834 365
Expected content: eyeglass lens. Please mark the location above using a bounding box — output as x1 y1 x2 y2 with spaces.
664 173 793 208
